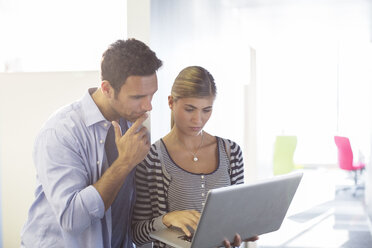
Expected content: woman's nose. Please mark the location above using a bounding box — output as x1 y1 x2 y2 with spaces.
191 111 202 124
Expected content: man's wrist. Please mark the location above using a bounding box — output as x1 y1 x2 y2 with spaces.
110 159 133 176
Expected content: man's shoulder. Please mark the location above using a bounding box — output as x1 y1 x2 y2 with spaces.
37 100 88 142
45 100 84 128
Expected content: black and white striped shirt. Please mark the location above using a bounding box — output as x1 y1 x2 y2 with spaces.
131 137 244 248
164 138 231 213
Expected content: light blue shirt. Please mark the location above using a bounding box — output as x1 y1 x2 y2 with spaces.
21 88 135 248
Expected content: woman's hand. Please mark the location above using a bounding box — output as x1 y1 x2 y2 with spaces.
162 210 201 237
223 234 259 248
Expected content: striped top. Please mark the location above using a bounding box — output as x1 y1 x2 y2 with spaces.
131 137 244 248
163 138 231 213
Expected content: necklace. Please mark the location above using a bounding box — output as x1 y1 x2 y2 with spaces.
182 131 204 162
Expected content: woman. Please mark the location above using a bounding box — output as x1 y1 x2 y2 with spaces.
131 66 256 248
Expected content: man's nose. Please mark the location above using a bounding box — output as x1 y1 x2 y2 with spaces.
141 97 152 112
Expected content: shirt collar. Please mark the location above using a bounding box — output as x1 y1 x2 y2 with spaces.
81 88 108 127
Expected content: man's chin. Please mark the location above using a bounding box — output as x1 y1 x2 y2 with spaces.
125 117 136 123
126 113 145 123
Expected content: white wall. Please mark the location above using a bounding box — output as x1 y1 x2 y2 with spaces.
0 71 100 248
0 0 126 72
150 0 257 182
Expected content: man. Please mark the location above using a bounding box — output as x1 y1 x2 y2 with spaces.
21 39 162 248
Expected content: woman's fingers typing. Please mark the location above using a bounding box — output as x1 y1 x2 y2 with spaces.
162 210 201 237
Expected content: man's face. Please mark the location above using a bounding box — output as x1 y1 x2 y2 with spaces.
109 73 158 122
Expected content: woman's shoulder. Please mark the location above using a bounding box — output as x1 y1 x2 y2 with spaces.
138 139 163 169
150 139 161 149
216 136 240 148
150 138 166 155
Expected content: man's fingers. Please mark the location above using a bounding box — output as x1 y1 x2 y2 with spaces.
128 114 148 134
112 121 122 142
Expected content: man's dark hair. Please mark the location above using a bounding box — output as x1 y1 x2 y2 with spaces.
101 38 163 93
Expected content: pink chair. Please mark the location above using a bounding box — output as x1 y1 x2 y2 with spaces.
334 136 365 196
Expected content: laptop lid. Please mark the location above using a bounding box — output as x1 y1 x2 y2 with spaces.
150 172 303 248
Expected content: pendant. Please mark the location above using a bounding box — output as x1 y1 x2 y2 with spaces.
193 156 198 162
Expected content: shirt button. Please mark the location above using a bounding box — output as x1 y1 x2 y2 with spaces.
104 123 108 127
201 193 205 197
201 184 204 188
201 175 204 179
202 202 205 206
97 161 100 165
100 139 103 144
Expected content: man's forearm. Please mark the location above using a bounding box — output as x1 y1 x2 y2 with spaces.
93 160 133 211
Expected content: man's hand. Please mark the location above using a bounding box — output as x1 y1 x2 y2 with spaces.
94 114 151 211
112 113 150 171
162 210 201 237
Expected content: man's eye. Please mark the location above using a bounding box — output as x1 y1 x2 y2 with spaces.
185 109 193 112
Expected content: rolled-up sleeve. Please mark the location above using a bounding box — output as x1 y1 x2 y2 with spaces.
34 128 105 234
80 185 105 219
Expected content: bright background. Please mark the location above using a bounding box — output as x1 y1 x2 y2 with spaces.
0 0 372 247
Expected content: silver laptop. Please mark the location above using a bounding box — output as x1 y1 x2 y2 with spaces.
150 172 303 248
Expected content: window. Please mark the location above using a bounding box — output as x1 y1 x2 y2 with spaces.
0 0 126 72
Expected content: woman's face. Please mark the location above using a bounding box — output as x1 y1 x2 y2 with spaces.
169 96 215 136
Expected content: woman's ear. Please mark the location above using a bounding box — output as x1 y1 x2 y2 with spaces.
168 95 174 109
101 80 114 98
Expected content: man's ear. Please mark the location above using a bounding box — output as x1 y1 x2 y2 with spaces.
101 80 114 98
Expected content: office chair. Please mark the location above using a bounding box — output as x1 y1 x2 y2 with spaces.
273 136 297 175
334 136 365 196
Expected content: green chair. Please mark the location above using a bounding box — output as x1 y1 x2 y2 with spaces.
273 136 298 175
